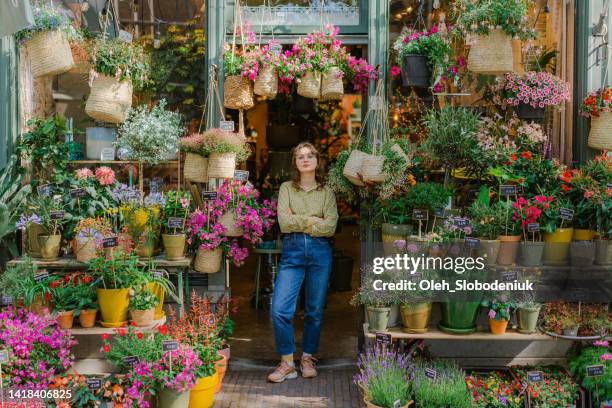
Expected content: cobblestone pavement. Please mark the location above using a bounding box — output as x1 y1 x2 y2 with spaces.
213 368 363 408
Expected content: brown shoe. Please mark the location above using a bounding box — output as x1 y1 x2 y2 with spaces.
300 355 318 378
267 361 298 383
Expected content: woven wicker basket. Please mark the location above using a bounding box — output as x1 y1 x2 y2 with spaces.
208 152 236 179
588 111 612 150
342 149 368 186
224 75 254 110
220 210 244 237
194 247 223 273
85 74 133 124
184 153 209 183
362 154 386 183
75 238 97 263
27 30 75 78
321 67 344 100
297 71 321 99
467 29 514 75
254 65 278 99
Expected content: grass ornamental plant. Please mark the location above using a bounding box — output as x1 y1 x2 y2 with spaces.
492 72 571 110
414 360 472 408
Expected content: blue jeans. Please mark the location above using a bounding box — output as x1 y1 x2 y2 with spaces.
271 233 332 356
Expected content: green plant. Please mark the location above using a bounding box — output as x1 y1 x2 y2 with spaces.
0 156 31 257
88 255 146 290
128 287 159 311
405 182 451 215
73 284 97 314
393 27 453 81
568 342 612 405
326 149 360 204
538 198 573 233
161 191 191 234
512 366 577 408
499 200 521 236
25 196 71 236
350 276 398 308
468 201 506 239
414 360 472 408
14 4 73 42
103 325 166 371
482 299 513 321
0 257 37 300
89 37 151 90
452 0 536 40
51 285 78 312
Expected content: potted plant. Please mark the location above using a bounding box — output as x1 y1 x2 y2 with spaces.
187 209 226 273
482 299 512 335
560 314 580 337
465 370 525 408
492 72 571 120
31 196 71 260
85 37 150 123
154 346 202 408
15 4 75 78
0 259 55 314
516 294 541 334
223 23 258 110
161 191 191 260
398 269 436 333
414 360 472 408
116 99 185 163
497 200 521 266
254 42 280 99
453 0 535 75
468 200 505 266
580 86 612 150
124 198 162 259
73 282 97 328
351 278 396 332
73 217 112 263
202 128 250 179
180 133 209 183
354 347 414 408
540 198 574 266
512 366 577 408
51 283 78 329
512 195 552 266
438 268 484 335
595 197 612 265
128 285 159 327
568 341 612 408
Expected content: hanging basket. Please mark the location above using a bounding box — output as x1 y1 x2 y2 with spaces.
342 149 368 186
401 54 431 88
27 30 75 78
297 71 321 99
361 154 386 183
85 74 133 124
321 67 344 100
184 153 209 183
467 29 514 75
254 65 278 99
588 111 612 150
516 103 545 120
194 247 223 273
220 210 244 237
224 75 254 110
207 152 236 179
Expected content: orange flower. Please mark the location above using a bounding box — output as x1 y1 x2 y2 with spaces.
520 151 532 160
560 170 572 183
561 184 572 192
510 154 517 162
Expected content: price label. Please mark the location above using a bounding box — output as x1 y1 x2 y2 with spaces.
100 147 115 161
425 368 437 380
433 208 446 218
167 217 184 229
569 287 588 302
162 340 179 352
527 371 543 382
37 184 53 197
0 349 8 363
35 271 50 283
586 364 605 377
464 237 480 248
123 355 139 365
234 170 249 182
86 378 102 390
502 270 519 282
202 191 218 201
269 43 282 55
102 236 119 248
118 30 133 43
412 209 429 221
1 295 12 305
454 218 469 227
607 183 612 190
374 332 392 347
220 121 235 132
527 223 540 232
393 400 402 408
150 269 165 279
70 188 87 198
50 210 65 220
559 208 574 221
500 185 518 196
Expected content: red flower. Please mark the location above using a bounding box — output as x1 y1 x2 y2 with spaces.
520 151 532 160
517 178 524 184
101 333 109 340
510 154 517 162
81 276 92 284
49 280 59 289
116 328 126 336
44 292 52 302
136 332 143 340
560 170 572 183
102 344 110 353
561 184 572 192
131 321 137 327
157 325 168 336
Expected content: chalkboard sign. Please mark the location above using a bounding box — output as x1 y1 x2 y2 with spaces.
0 349 8 363
527 371 543 382
70 188 87 198
500 185 518 196
150 269 165 279
464 237 480 248
502 270 519 282
608 183 612 190
167 217 184 229
425 368 437 380
202 191 218 201
375 332 392 347
412 209 429 221
559 208 574 221
1 295 12 305
586 365 605 377
569 288 588 302
454 218 469 227
37 184 53 197
393 400 401 408
220 121 235 131
50 210 65 220
87 378 102 390
434 208 445 218
35 271 49 283
234 170 249 182
527 223 540 232
102 236 119 248
162 340 179 352
123 356 139 365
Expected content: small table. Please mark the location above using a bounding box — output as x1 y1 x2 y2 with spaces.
253 247 282 310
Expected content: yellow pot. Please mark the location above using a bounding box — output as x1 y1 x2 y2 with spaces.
97 288 130 327
147 282 165 320
543 228 574 266
189 371 219 408
573 229 596 241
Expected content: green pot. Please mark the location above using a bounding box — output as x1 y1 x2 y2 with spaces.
517 306 541 334
476 239 500 266
367 306 391 332
400 302 432 333
595 239 612 266
570 241 596 266
520 241 544 267
438 301 480 334
158 387 190 408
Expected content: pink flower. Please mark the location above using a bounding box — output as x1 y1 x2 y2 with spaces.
600 353 612 361
594 340 609 347
75 168 94 179
180 198 190 208
390 65 401 78
95 166 116 186
488 309 497 319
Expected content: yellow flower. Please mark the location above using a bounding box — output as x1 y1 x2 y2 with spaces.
133 208 149 227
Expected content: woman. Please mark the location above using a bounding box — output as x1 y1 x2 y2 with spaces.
268 142 339 383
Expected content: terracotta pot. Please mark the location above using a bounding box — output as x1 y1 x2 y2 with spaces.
29 294 50 316
162 233 186 260
37 234 62 260
543 228 573 266
56 310 75 329
400 302 432 333
489 318 509 335
78 309 97 328
214 354 228 393
130 308 155 327
497 235 521 265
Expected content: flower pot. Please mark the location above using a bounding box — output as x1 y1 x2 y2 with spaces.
595 239 612 265
147 282 165 320
570 241 596 267
254 65 278 99
361 154 386 183
97 288 130 328
543 228 573 266
439 301 480 334
520 241 544 267
85 74 133 124
497 235 521 266
297 70 321 99
183 153 209 183
321 66 344 100
56 310 75 329
29 294 50 316
489 318 509 335
366 306 391 332
207 152 236 179
386 304 401 328
224 75 255 110
562 327 579 337
291 94 315 114
588 111 612 151
130 308 155 327
516 103 545 120
467 29 514 75
573 229 596 241
75 237 97 263
27 223 44 258
266 124 300 149
342 149 368 186
219 210 244 237
401 54 431 88
162 234 186 260
517 306 541 334
428 243 447 258
214 354 228 393
400 302 432 333
136 237 156 259
37 235 61 260
78 309 97 328
364 396 413 408
194 248 223 273
219 345 231 361
27 30 75 78
476 239 500 266
158 387 191 408
189 371 218 408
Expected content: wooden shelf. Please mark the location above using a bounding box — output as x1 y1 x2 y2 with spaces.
7 255 193 269
363 324 560 341
70 317 166 336
68 160 179 165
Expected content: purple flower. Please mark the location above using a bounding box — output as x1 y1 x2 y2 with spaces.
488 309 497 319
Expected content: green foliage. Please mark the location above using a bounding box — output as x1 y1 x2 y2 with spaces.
28 195 72 236
568 343 611 406
452 0 536 40
51 284 78 312
88 255 148 290
73 284 97 314
161 191 192 234
89 37 151 90
0 259 56 306
104 326 165 371
468 201 506 239
394 29 453 79
405 183 451 214
538 197 574 233
0 156 31 257
325 149 360 204
527 48 558 72
128 286 159 311
414 360 472 408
